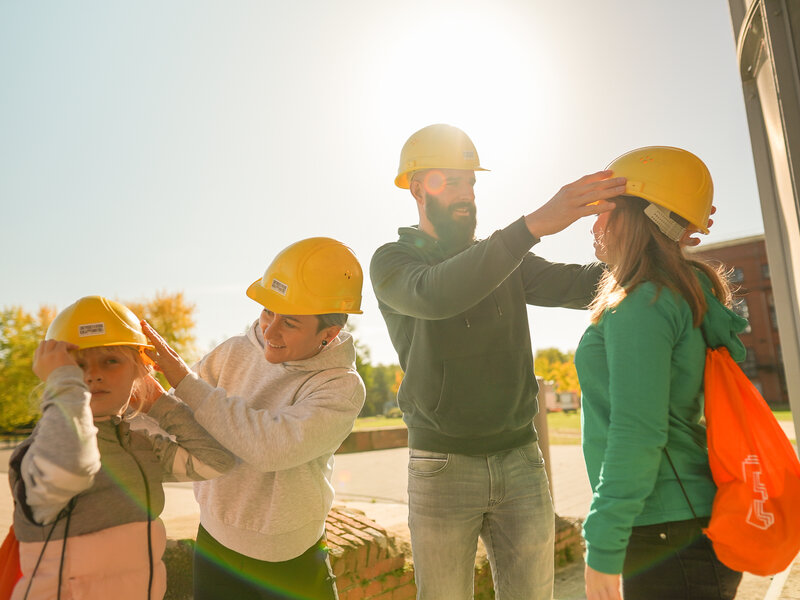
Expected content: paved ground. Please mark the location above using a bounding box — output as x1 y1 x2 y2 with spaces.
2 438 798 598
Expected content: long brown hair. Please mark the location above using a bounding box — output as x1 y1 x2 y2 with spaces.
589 196 731 326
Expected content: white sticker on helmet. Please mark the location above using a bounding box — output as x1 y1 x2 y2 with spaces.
271 279 288 296
79 323 106 337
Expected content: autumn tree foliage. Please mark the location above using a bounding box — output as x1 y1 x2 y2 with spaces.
1 289 402 429
125 290 198 364
534 347 580 395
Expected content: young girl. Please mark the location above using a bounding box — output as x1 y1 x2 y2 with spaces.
576 147 745 600
9 296 234 600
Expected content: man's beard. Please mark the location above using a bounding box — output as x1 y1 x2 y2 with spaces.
425 194 477 250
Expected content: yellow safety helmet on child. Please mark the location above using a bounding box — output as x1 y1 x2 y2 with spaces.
46 296 155 360
395 124 489 189
246 237 363 315
606 146 713 240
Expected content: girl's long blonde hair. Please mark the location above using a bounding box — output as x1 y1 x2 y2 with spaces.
589 196 732 326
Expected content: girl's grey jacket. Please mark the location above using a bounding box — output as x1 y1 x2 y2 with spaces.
172 322 366 562
9 365 235 600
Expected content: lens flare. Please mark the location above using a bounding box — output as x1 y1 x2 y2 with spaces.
423 170 446 196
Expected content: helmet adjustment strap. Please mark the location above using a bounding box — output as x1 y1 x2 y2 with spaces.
644 203 687 242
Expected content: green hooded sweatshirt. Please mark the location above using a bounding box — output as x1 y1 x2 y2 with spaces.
370 216 603 455
576 273 748 574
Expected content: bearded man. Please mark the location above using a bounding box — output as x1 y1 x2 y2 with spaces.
369 123 624 600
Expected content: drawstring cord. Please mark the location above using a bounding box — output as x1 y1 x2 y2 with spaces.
23 497 76 600
116 423 154 600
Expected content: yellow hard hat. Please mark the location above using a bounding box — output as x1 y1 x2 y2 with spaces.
46 296 154 359
246 237 363 315
606 146 713 235
395 124 489 189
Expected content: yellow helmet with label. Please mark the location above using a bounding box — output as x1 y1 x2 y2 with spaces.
395 124 489 189
46 296 154 360
606 146 713 235
246 237 363 315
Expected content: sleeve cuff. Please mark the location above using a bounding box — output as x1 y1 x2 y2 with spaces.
585 544 626 575
173 372 214 411
498 216 539 258
48 364 85 383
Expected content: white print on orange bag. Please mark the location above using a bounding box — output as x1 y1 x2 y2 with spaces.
743 455 775 530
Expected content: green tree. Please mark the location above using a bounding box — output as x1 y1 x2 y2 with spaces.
534 347 580 394
350 329 403 417
0 306 56 430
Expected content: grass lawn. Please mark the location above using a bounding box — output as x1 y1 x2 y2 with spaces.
352 411 584 443
352 415 405 431
545 411 582 445
354 409 795 444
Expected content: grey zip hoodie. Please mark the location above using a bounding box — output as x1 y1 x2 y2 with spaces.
173 322 365 562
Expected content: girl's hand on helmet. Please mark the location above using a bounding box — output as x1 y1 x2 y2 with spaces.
680 205 716 247
584 565 622 600
525 171 625 239
33 340 79 382
140 320 191 389
132 374 166 413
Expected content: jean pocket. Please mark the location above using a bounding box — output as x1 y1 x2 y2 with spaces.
628 521 695 553
408 449 449 476
517 442 545 467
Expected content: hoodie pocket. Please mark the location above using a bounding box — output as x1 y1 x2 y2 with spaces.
433 350 534 438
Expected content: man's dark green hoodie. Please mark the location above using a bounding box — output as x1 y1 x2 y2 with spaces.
370 216 603 455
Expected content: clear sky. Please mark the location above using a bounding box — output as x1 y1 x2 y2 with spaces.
1 0 763 365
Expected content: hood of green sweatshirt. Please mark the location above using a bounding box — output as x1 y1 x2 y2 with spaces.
699 273 748 361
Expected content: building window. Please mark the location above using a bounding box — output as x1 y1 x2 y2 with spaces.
731 267 745 283
741 347 758 378
761 263 770 279
733 298 752 333
768 293 778 329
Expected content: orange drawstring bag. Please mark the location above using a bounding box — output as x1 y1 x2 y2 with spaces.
0 525 21 600
703 346 800 575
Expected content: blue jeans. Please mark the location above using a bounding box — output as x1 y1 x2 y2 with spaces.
622 518 742 599
407 442 554 600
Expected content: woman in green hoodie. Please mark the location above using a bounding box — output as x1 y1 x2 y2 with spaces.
575 147 748 600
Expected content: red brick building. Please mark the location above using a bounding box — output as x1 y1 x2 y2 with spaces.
688 234 789 407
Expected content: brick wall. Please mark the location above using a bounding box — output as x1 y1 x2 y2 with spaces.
325 507 584 600
163 508 583 600
327 506 415 600
336 427 408 454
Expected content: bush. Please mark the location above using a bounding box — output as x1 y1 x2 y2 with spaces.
385 407 403 419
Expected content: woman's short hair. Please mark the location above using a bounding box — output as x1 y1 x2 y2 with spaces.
316 313 348 332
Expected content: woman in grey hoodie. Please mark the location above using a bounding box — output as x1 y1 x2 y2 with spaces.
143 237 366 600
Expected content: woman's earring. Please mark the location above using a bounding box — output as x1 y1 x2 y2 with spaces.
321 340 328 346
